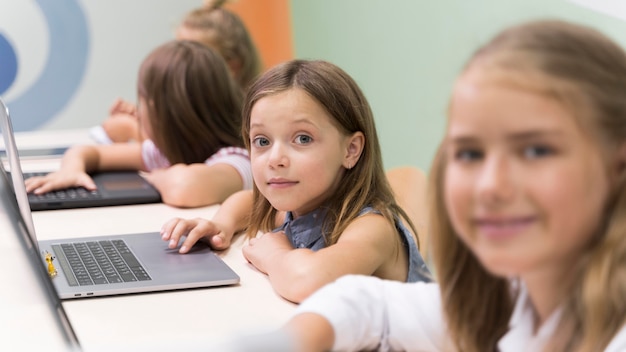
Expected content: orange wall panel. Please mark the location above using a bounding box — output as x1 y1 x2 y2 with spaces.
225 0 294 71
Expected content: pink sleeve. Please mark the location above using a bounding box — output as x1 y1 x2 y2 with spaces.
141 139 171 171
205 147 253 190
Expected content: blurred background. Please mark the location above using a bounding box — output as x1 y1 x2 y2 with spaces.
0 0 623 172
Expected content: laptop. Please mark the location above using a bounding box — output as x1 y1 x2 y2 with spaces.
0 98 240 299
0 149 229 352
0 146 68 159
0 128 162 212
0 162 80 350
23 169 162 211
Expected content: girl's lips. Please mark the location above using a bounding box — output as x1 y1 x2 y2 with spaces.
267 178 298 188
474 216 535 240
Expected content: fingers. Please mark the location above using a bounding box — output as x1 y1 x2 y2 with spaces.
108 98 125 115
24 176 43 193
241 245 254 265
241 244 266 274
242 233 263 264
24 173 96 194
76 174 97 190
109 98 136 116
246 231 268 246
160 217 192 249
160 218 233 253
29 179 56 195
180 220 231 253
161 218 208 254
208 231 231 250
160 217 180 241
118 100 136 116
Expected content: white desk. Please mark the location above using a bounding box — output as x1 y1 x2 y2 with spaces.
32 204 296 350
11 129 297 351
7 128 93 173
9 128 95 150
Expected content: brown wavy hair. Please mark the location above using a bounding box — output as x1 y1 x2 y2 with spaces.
137 40 243 165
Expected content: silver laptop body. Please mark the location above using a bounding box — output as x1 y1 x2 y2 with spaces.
0 158 80 350
0 97 239 299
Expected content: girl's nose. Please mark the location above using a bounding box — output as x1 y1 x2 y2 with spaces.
268 143 288 169
476 156 514 206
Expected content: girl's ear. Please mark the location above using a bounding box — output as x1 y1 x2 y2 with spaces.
344 132 365 170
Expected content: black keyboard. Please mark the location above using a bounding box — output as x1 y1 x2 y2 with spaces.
52 239 151 286
24 172 102 202
28 187 101 202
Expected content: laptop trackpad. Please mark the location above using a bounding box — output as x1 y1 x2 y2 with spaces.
94 172 155 195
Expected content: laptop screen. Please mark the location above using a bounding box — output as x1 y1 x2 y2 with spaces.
0 98 80 349
0 100 38 240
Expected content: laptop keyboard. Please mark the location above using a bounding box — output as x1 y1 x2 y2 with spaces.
29 188 101 202
24 172 102 202
51 239 152 286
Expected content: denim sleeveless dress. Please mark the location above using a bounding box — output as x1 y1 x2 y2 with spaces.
273 206 431 283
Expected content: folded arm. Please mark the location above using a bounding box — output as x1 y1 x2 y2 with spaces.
143 163 244 208
242 213 400 303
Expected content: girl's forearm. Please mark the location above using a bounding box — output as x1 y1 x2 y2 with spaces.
60 145 99 172
212 189 253 234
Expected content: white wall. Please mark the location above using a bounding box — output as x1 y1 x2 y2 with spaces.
0 0 199 132
4 0 626 171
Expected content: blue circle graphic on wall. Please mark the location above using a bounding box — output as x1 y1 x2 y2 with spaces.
4 0 89 131
0 35 18 95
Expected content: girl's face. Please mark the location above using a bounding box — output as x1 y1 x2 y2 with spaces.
249 88 353 217
444 72 610 281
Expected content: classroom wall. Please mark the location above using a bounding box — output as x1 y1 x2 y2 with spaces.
0 0 292 133
289 0 626 171
0 0 200 131
2 0 626 173
224 0 294 70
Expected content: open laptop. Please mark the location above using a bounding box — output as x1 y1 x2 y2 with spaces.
0 160 80 350
0 98 240 299
0 146 68 158
23 169 162 211
0 129 162 212
0 154 233 351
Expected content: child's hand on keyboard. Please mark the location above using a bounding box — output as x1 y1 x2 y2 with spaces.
24 170 96 195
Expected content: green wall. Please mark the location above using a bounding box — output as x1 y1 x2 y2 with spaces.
290 0 626 172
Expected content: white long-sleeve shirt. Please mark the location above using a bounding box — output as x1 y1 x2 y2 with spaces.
295 275 626 352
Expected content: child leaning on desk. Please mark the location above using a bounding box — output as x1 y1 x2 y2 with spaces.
25 40 253 208
161 59 432 303
92 0 262 144
229 19 626 352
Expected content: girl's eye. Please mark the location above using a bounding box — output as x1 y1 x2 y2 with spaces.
523 145 553 159
454 148 483 162
252 136 270 147
295 135 312 145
